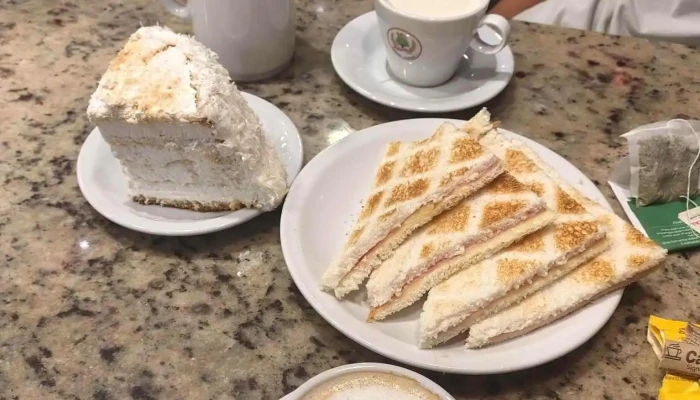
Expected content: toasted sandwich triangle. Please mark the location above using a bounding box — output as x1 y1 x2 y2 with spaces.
321 110 505 298
419 127 609 348
366 170 555 321
463 129 666 348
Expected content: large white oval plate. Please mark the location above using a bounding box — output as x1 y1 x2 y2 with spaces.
280 119 622 374
77 92 303 236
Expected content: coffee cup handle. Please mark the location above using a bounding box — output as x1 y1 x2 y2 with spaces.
470 14 511 55
160 0 191 19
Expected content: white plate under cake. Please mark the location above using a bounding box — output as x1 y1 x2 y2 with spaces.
78 26 303 235
78 92 302 236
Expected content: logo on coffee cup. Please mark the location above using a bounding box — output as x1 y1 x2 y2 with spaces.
387 28 421 60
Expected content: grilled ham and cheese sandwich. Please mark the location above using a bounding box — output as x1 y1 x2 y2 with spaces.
464 129 667 348
321 112 504 298
366 173 556 321
420 140 609 348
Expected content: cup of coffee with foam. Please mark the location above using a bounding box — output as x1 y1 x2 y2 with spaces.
281 363 455 400
375 0 510 87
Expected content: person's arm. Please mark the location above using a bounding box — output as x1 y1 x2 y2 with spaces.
490 0 545 19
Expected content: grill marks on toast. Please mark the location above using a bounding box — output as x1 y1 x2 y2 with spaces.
505 149 538 173
426 204 471 235
556 188 585 214
625 225 658 248
367 171 548 317
525 182 545 197
364 137 447 232
463 131 666 349
628 255 652 271
371 127 490 214
402 148 440 177
572 259 614 284
386 179 431 206
420 243 435 259
348 227 364 246
420 143 606 347
479 200 527 228
508 230 546 253
375 162 395 186
496 260 540 285
450 137 485 163
322 117 502 296
486 174 528 194
554 221 599 252
359 191 384 221
386 142 401 157
440 167 470 187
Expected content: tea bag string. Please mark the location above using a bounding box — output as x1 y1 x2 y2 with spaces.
673 119 700 239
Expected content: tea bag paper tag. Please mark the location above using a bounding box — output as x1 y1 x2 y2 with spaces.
678 206 700 235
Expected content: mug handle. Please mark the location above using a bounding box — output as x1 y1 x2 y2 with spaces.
471 14 511 55
160 0 191 19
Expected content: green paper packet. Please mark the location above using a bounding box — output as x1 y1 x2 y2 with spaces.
626 197 700 251
609 155 700 252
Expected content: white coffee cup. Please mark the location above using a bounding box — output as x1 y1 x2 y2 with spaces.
160 0 295 82
374 0 510 87
280 363 455 400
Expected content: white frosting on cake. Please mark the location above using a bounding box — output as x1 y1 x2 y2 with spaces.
87 26 287 211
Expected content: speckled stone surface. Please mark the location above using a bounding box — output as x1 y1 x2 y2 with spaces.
1 1 699 399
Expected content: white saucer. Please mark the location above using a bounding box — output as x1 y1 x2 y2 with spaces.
331 12 515 113
77 92 303 236
280 119 622 374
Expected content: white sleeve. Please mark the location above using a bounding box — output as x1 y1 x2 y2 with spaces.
515 0 700 46
514 0 599 31
601 0 700 46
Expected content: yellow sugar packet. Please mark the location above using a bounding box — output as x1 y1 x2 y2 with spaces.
647 315 700 400
658 375 700 400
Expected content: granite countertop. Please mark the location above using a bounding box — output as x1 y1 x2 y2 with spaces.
1 1 699 399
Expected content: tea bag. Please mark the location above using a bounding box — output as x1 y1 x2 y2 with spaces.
623 120 700 206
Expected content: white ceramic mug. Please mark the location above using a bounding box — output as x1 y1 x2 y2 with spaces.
374 0 510 87
279 363 456 400
160 0 295 81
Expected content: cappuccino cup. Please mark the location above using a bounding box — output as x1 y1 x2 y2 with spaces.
160 0 295 81
281 363 455 400
375 0 510 87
